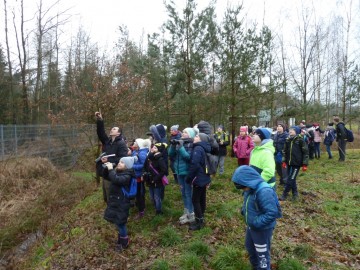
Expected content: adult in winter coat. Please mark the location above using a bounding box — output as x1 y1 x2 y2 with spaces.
168 127 197 225
186 133 212 230
273 124 288 185
233 126 254 166
280 126 309 201
249 128 276 188
103 156 137 251
95 111 129 203
232 165 282 270
323 123 336 159
333 115 347 161
214 125 230 175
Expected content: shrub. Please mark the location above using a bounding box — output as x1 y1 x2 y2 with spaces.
151 259 170 270
180 253 202 270
211 245 251 270
159 226 181 247
293 243 315 259
188 240 210 258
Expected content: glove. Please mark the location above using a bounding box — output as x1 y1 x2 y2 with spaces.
282 162 287 168
104 162 113 170
302 165 307 172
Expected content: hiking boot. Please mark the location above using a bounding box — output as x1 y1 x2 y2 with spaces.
115 235 129 252
188 217 204 231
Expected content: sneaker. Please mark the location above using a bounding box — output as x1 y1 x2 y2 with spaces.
179 208 189 222
179 212 195 225
187 212 195 223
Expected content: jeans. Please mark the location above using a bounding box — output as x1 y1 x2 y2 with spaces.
192 185 207 219
178 175 193 213
283 166 300 197
149 186 164 212
245 227 274 270
117 223 127 237
217 155 225 174
325 145 332 158
314 142 321 158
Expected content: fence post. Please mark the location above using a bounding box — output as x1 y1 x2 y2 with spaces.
0 125 3 160
14 125 18 157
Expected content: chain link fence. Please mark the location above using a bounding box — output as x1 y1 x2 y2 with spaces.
0 124 98 168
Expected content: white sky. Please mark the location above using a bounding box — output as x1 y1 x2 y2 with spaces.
0 0 355 52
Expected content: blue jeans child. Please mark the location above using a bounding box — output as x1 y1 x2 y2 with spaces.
177 174 193 213
149 186 164 214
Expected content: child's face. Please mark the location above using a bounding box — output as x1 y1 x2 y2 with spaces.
252 134 261 144
116 161 126 171
151 145 158 153
193 134 201 143
289 129 296 136
277 125 284 132
182 130 190 139
240 131 246 137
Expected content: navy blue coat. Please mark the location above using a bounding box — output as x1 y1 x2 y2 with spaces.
186 141 211 187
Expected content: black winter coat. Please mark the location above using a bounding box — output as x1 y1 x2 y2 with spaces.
282 135 309 167
186 141 211 187
96 119 128 164
143 152 167 188
104 168 134 225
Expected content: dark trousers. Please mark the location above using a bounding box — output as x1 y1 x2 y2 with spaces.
283 166 300 197
192 185 207 219
337 140 346 161
245 227 274 270
135 180 146 212
314 142 321 158
275 162 287 184
237 158 250 166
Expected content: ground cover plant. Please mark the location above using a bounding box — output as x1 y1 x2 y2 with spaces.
1 149 359 269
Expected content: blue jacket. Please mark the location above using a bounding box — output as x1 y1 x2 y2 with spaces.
168 138 193 176
273 131 288 153
132 148 148 178
186 141 211 187
232 165 281 231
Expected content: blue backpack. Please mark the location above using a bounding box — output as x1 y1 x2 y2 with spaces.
122 178 137 199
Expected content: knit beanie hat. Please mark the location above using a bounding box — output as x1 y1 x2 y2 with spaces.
184 127 197 138
255 128 271 140
171 124 179 132
217 124 224 130
120 156 138 169
149 124 167 142
197 121 212 135
290 126 301 135
240 126 248 133
142 138 152 150
154 142 167 153
198 133 209 142
135 138 144 148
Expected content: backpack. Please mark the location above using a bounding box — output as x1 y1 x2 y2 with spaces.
254 182 282 219
204 152 218 175
121 177 137 199
345 127 354 142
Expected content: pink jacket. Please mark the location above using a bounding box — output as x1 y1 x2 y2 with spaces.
233 135 254 159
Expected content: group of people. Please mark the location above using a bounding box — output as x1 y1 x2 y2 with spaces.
94 111 349 269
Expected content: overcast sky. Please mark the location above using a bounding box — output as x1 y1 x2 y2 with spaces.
0 0 356 52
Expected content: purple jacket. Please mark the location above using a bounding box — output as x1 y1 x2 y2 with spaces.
233 135 254 159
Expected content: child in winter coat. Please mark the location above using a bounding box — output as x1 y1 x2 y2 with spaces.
169 124 182 183
249 128 276 188
186 133 211 230
131 138 148 218
312 123 324 159
232 165 282 270
143 142 168 215
233 126 254 166
280 126 309 201
323 123 335 159
103 156 138 251
168 127 197 225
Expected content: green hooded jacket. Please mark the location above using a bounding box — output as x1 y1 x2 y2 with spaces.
249 139 276 187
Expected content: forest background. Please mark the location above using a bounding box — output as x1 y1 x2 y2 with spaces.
0 0 360 141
